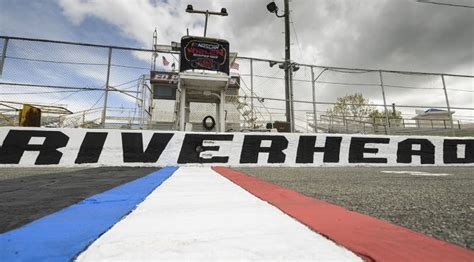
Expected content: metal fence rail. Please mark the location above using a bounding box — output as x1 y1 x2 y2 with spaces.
1 35 473 136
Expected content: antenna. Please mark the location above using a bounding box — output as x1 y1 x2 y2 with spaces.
151 28 158 71
153 28 157 47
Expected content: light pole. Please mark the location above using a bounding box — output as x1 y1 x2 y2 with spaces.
269 60 299 132
266 0 293 132
185 5 228 37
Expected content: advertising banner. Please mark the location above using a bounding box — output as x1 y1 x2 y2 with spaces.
0 127 472 167
180 36 230 75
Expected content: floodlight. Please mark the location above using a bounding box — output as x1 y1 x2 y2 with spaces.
186 4 193 12
266 2 278 13
293 65 300 72
269 61 278 67
221 8 228 16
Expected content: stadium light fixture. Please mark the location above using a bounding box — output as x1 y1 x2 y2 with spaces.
185 4 229 37
266 2 285 17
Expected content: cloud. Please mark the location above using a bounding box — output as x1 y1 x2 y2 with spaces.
2 0 473 124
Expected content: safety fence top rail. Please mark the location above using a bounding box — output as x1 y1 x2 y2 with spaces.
233 95 474 111
2 35 473 79
0 35 158 53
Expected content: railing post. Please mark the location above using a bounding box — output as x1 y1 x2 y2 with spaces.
441 74 455 136
378 70 391 135
101 47 112 128
0 37 9 78
250 58 254 128
311 66 317 133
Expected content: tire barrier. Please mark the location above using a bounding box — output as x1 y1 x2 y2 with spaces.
202 115 216 131
0 127 472 167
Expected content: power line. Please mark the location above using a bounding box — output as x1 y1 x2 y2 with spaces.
416 0 474 9
290 16 304 63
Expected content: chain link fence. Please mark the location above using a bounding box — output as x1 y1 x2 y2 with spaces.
1 36 473 136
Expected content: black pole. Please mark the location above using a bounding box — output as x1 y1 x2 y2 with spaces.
284 0 292 131
204 12 209 37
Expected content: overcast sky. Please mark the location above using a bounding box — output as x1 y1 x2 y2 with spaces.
0 0 473 123
2 0 473 73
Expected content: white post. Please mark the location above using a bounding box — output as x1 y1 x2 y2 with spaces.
0 38 8 77
378 70 391 135
441 75 455 136
250 58 254 128
101 47 112 128
179 86 186 131
219 88 225 132
216 101 220 131
311 66 317 133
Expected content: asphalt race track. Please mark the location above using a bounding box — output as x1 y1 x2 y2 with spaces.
236 166 473 250
1 166 472 250
0 167 157 232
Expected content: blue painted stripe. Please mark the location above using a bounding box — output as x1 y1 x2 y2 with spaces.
0 166 178 262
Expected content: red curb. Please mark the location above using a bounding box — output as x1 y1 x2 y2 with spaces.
212 166 474 262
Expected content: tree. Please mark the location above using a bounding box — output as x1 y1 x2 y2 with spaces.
369 108 403 127
326 93 374 123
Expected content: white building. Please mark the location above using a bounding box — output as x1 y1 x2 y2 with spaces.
412 109 454 128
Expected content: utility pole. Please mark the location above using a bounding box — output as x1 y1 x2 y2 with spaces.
266 0 293 132
284 0 292 132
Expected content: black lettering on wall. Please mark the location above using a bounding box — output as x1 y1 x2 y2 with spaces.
349 137 390 163
0 130 69 165
178 134 233 163
444 139 474 164
122 133 174 163
75 132 108 164
240 135 288 163
397 139 435 164
296 136 342 163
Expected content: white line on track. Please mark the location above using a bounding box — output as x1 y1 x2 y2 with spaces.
381 171 452 176
77 167 361 261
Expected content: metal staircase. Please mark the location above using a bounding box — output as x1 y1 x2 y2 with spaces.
227 77 270 129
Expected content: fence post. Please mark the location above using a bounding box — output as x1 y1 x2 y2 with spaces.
310 68 327 133
250 58 254 128
441 74 455 136
140 75 146 129
0 37 9 77
101 47 112 128
378 70 391 135
311 66 317 133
